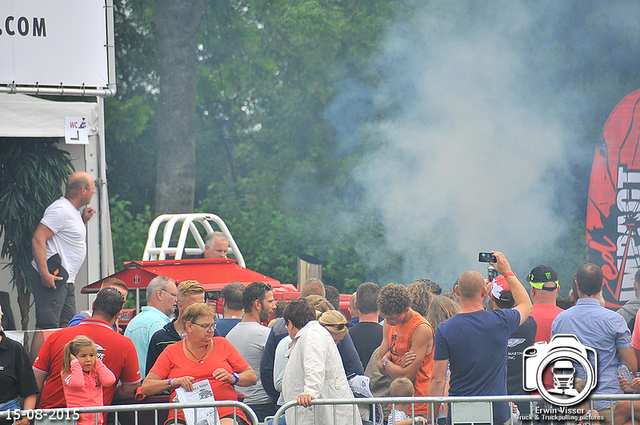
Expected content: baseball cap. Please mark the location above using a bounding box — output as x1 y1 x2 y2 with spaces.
491 276 513 302
526 265 559 290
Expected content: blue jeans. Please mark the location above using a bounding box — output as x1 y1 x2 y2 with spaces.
1 399 21 422
265 416 286 425
0 399 20 411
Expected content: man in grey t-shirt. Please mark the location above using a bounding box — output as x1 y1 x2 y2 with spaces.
226 282 276 422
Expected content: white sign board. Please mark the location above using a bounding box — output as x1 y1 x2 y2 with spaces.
0 0 108 88
65 116 89 144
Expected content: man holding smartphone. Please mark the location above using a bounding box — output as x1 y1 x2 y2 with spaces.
429 251 532 425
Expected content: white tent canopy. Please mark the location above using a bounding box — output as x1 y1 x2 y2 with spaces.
0 94 99 137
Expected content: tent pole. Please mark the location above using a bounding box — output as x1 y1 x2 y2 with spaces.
97 96 112 278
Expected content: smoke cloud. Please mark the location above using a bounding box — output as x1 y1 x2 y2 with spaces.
319 1 640 288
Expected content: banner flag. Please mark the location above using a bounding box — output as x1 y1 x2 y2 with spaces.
587 89 640 308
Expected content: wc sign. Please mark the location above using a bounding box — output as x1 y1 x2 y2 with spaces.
65 116 89 145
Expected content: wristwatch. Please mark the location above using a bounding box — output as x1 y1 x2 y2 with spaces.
231 372 240 386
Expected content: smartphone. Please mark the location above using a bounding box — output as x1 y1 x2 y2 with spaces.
478 252 497 263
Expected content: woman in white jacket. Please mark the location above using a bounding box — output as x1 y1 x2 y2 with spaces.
282 298 362 425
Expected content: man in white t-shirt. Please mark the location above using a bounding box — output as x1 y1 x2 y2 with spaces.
31 171 96 329
226 282 276 422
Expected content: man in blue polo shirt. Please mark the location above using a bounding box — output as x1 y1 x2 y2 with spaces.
552 263 636 424
124 275 177 378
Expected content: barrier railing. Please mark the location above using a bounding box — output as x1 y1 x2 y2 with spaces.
1 401 259 425
5 394 640 425
270 393 640 425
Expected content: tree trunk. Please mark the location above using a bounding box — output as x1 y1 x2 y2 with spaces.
10 231 32 349
153 0 205 214
9 248 30 331
17 284 31 331
16 281 31 353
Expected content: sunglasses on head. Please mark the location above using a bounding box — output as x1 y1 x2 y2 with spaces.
253 283 272 302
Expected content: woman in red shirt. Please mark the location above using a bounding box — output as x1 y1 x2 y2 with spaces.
141 303 256 425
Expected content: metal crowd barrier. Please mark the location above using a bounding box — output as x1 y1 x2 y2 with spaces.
5 394 640 425
1 401 259 425
270 393 640 425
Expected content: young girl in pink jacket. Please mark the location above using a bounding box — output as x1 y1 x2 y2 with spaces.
61 336 116 425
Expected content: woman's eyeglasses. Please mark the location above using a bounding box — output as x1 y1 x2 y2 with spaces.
192 322 215 332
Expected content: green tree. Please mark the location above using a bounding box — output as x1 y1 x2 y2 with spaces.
109 196 153 270
106 0 640 293
189 1 404 291
104 0 158 213
104 0 403 292
0 139 72 330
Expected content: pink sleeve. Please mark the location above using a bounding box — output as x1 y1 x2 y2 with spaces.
95 359 117 387
632 309 640 350
63 360 85 389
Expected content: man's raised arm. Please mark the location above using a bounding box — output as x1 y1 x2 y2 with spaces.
492 251 532 325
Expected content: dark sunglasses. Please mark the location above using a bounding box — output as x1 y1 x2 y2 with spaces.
253 283 272 302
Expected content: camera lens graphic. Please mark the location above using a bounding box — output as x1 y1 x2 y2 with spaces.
534 349 595 406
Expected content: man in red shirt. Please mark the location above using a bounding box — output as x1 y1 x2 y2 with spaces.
33 288 141 409
527 264 563 342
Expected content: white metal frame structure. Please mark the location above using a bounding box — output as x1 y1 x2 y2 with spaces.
142 213 246 267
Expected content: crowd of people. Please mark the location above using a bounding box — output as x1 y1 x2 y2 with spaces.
4 174 640 425
3 255 640 425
